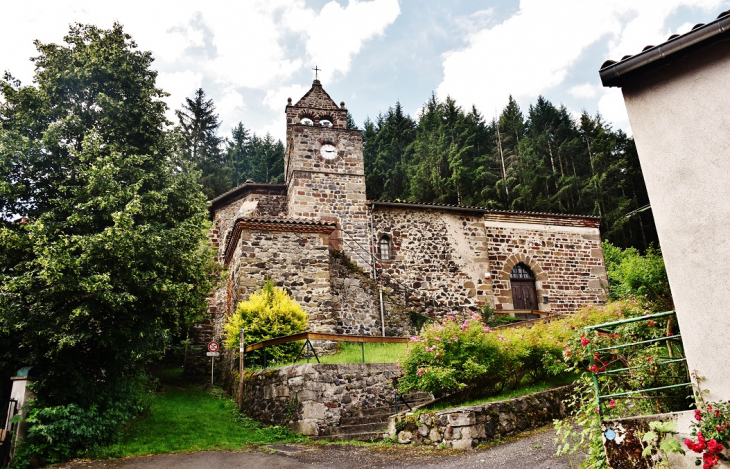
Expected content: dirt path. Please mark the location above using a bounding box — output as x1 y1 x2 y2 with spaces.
61 426 580 469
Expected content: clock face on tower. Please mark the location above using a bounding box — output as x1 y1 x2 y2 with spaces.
320 143 337 160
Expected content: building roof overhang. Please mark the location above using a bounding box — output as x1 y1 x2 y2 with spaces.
208 182 286 211
600 10 730 88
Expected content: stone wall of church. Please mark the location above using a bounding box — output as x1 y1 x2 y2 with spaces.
370 206 608 319
329 251 410 337
286 125 369 267
213 191 287 258
484 214 608 313
370 208 493 320
225 227 335 333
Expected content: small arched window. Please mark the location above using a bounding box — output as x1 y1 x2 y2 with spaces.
510 263 534 279
300 117 314 126
379 236 391 261
320 119 333 127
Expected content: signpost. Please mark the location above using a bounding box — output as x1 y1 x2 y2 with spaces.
207 342 219 386
238 328 245 412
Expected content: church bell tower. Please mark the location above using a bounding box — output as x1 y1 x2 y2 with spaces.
284 79 369 266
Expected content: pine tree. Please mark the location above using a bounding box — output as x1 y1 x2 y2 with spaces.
226 122 251 187
176 88 228 198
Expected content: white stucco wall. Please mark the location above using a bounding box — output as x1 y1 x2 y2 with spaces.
620 39 730 401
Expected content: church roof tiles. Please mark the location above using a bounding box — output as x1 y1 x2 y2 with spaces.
208 182 286 210
368 199 600 220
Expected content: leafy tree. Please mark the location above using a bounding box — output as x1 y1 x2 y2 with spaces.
224 280 308 364
603 242 673 311
176 88 228 198
226 122 251 187
247 133 285 184
0 23 214 459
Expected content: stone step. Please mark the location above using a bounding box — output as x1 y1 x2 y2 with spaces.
341 401 432 422
317 421 388 437
313 431 383 442
339 412 395 426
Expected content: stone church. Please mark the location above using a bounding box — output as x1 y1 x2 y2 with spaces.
206 79 608 338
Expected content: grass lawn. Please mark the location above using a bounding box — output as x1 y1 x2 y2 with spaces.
418 373 579 413
291 342 407 365
90 366 305 459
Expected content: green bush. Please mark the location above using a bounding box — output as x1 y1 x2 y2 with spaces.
224 280 308 365
603 241 673 311
12 379 151 467
397 300 651 400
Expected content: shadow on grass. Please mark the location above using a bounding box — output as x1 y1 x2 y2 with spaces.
89 363 306 460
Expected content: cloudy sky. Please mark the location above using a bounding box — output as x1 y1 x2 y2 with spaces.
3 0 729 141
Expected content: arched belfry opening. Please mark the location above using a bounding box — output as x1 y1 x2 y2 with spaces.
510 263 538 311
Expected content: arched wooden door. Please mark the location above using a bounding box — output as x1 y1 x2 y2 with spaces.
510 263 538 311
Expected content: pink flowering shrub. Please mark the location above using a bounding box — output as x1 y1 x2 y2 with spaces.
397 301 648 399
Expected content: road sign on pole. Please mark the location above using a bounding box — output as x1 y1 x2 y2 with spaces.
207 342 219 387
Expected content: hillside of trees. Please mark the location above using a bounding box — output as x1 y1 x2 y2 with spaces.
180 90 656 251
362 95 656 251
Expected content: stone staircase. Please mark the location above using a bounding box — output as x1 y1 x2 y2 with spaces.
313 391 433 441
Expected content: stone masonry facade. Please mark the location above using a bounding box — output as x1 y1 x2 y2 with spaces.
200 79 609 352
369 203 608 319
285 81 369 267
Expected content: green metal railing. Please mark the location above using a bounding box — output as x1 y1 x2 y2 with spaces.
585 311 691 416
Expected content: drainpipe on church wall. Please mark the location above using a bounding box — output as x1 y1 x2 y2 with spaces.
369 209 386 337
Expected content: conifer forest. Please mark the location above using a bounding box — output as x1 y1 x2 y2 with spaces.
193 91 655 251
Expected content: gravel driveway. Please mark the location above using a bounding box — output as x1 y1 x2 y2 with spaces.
61 425 581 469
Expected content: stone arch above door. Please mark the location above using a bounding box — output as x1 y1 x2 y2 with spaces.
499 253 546 283
494 253 549 313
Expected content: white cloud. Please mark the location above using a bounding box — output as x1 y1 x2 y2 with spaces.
569 83 599 99
0 0 400 138
156 70 203 122
217 89 247 131
436 0 725 121
598 88 630 134
263 84 309 112
282 0 401 82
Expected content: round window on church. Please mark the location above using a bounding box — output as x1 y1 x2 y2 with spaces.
320 119 333 127
301 118 314 126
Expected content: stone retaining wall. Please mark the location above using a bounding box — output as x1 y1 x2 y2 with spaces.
241 363 399 436
388 384 574 449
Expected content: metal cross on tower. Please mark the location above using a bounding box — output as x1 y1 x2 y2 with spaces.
312 66 321 80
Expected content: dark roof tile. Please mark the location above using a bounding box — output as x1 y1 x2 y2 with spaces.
369 199 601 220
234 216 336 227
208 182 286 209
